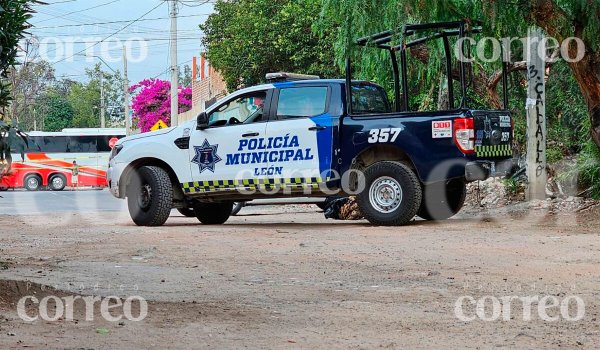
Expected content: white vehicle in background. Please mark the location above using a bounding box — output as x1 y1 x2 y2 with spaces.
1 128 125 191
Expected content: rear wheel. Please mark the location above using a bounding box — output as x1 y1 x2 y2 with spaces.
24 174 42 191
194 202 233 225
49 174 67 191
357 161 422 226
177 208 196 217
127 166 173 227
417 179 467 221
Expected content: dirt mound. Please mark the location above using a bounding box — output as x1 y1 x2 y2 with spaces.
0 280 74 310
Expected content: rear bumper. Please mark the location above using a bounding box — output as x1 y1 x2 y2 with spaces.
465 159 516 182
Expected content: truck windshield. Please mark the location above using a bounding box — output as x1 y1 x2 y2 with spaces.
351 84 391 115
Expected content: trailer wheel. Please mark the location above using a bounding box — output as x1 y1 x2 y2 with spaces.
418 179 467 221
49 174 67 191
357 161 422 226
24 174 42 191
127 166 173 227
193 202 233 225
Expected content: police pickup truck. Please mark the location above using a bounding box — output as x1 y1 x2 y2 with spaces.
108 21 514 227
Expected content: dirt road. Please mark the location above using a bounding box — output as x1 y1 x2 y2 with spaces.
1 204 600 349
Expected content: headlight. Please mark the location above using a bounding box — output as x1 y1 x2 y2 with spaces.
109 144 124 161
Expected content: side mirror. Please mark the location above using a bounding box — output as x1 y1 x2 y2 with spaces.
196 112 209 130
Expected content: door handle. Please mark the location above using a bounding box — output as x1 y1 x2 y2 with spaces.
308 125 327 131
242 132 259 138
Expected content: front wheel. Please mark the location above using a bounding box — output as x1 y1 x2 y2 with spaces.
357 161 422 226
194 202 233 225
127 166 173 227
417 179 467 221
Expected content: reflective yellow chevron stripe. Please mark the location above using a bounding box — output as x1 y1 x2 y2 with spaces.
181 177 326 194
475 145 512 158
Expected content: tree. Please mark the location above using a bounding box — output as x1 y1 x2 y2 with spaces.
200 0 339 90
42 89 74 132
68 79 101 128
0 0 38 177
319 0 600 149
130 79 192 133
7 58 56 131
179 64 193 88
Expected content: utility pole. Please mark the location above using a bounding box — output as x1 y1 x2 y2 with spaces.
100 74 106 129
526 27 547 201
123 45 131 136
170 0 179 127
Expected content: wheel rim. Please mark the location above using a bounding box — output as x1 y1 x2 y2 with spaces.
138 183 152 210
369 176 403 214
52 177 64 189
27 177 39 190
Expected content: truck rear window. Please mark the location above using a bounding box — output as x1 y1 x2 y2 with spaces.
351 84 391 114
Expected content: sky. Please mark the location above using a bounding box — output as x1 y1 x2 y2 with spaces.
28 0 215 85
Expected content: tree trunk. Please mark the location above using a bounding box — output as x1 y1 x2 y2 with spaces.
529 0 600 148
566 52 600 148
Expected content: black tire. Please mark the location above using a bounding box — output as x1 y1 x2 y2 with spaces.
0 186 8 191
49 174 67 191
356 161 422 226
418 178 467 221
24 174 42 191
177 208 196 217
127 166 173 227
194 202 233 225
231 202 245 216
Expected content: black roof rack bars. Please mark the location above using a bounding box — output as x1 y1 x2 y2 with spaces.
345 20 504 115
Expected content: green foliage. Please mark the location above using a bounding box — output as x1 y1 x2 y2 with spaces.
201 0 339 90
0 0 41 113
68 80 101 128
42 89 74 132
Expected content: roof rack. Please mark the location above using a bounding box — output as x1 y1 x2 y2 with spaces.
266 72 320 83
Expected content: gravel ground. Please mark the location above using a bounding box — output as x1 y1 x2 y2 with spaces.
1 204 600 349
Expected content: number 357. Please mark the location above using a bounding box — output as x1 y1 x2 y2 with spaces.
368 128 401 144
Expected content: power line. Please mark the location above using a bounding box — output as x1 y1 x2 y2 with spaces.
35 0 124 24
50 2 166 65
33 13 211 29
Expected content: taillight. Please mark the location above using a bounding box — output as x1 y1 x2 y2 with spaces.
454 117 475 154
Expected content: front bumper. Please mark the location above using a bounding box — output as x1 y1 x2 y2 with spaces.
107 161 127 198
465 159 516 182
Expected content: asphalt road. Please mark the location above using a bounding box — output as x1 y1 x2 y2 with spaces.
0 189 127 215
0 189 326 216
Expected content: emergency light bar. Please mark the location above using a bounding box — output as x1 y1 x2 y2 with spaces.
266 72 320 83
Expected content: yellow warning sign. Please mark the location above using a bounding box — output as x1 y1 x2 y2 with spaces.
150 120 168 131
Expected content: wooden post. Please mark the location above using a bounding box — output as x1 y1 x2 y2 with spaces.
526 27 547 200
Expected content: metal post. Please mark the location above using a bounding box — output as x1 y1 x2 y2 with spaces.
123 46 131 136
170 0 179 127
100 74 106 128
400 49 409 112
442 35 455 110
345 57 352 115
526 27 547 200
389 50 401 112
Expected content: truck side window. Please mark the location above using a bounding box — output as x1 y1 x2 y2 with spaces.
277 87 328 119
351 84 391 115
209 91 267 126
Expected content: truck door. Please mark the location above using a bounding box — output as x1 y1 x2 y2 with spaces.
265 85 336 187
187 89 272 192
